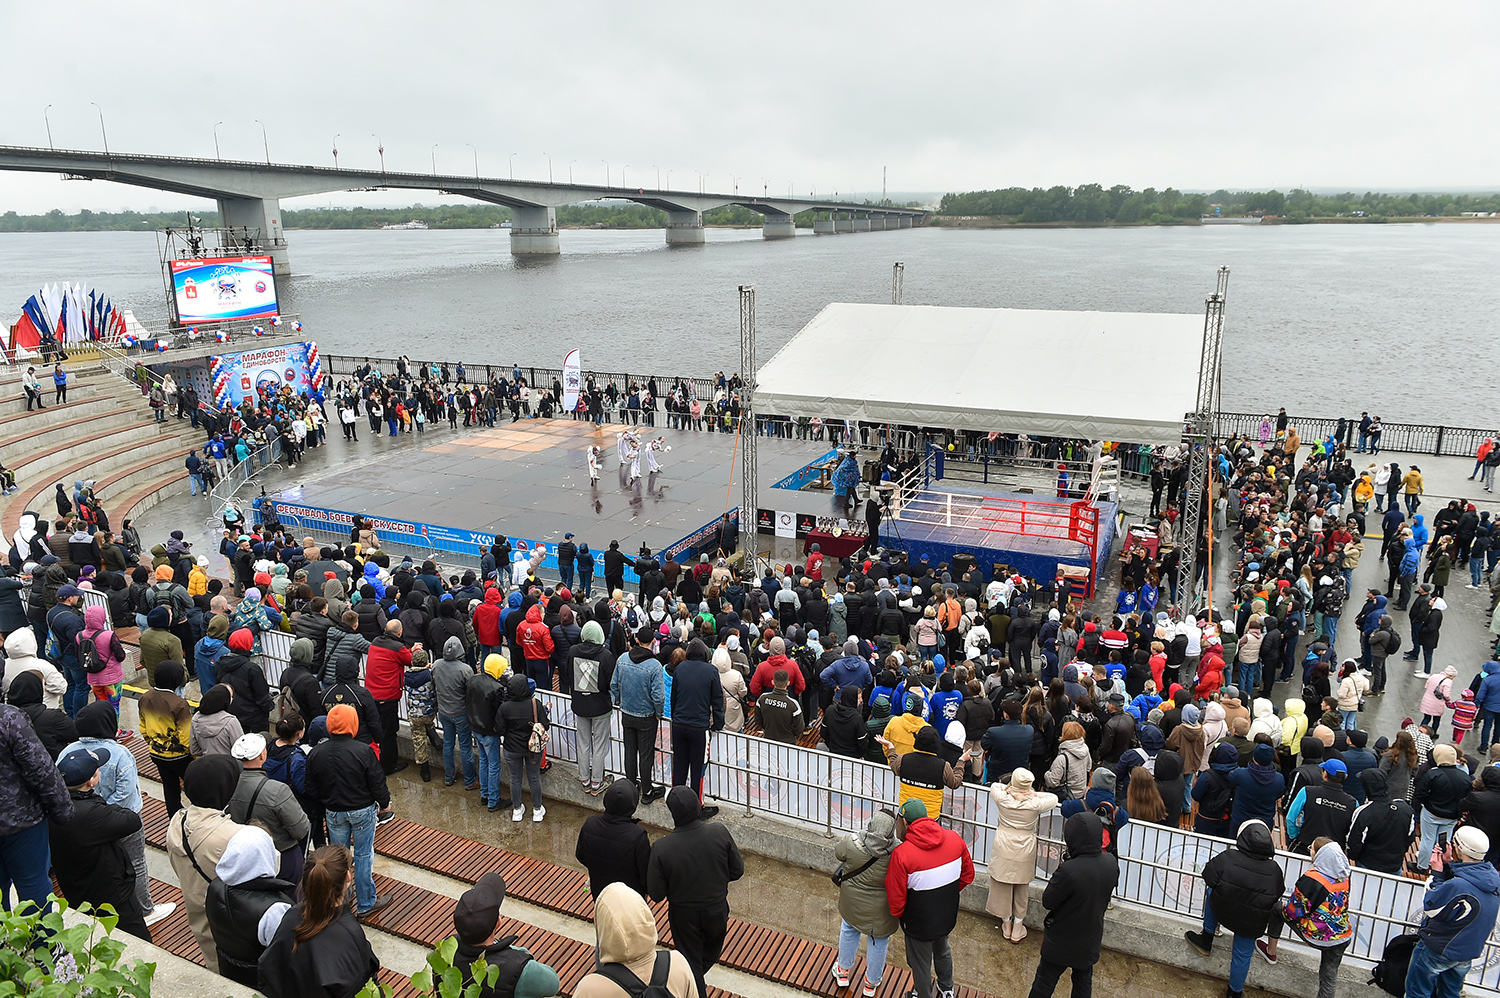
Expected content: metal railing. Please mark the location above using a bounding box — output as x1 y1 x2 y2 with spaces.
96 339 225 419
1220 411 1500 459
206 438 283 511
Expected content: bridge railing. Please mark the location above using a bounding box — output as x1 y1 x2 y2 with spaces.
1218 411 1499 458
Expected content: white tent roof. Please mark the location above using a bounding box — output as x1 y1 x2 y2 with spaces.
755 302 1205 445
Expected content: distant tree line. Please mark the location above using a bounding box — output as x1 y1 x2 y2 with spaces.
937 185 1500 223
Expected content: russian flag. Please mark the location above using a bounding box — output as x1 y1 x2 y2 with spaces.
21 295 52 340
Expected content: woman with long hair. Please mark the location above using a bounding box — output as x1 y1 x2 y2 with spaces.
1378 730 1420 802
257 845 380 998
1126 766 1168 825
1023 686 1054 777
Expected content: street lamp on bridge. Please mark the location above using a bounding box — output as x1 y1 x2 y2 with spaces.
430 143 437 174
90 102 110 159
543 152 552 183
372 134 384 173
466 144 478 179
44 105 54 150
333 135 341 168
569 159 577 184
255 120 270 164
214 121 224 159
509 152 516 180
601 160 609 186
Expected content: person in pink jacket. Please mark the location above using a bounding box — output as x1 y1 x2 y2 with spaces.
80 603 129 735
1419 666 1456 730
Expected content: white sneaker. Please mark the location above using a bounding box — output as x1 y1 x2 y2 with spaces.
532 805 546 823
512 805 524 822
1415 670 1430 678
143 902 176 927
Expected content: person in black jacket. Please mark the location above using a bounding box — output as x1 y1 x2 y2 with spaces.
218 629 273 735
450 873 561 998
648 787 744 998
496 674 549 823
206 824 296 987
575 779 652 898
1184 818 1286 998
1027 811 1119 998
7 671 77 759
1462 765 1500 865
257 845 380 998
603 541 628 597
49 746 152 940
669 638 724 811
1410 743 1473 876
321 654 383 748
305 705 391 917
293 597 333 666
1347 769 1416 873
822 686 869 758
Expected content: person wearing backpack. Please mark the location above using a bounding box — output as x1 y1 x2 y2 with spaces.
570 620 617 794
44 584 89 717
497 674 549 823
575 883 697 998
449 871 561 998
77 604 127 733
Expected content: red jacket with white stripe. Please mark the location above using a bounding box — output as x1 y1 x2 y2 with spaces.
885 816 975 941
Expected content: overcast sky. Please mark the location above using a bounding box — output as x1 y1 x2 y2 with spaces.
2 1 1497 214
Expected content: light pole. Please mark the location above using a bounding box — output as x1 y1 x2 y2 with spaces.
509 152 516 180
763 180 768 198
569 159 577 184
44 105 54 150
255 119 270 164
333 134 340 168
543 152 552 183
622 164 629 187
372 134 384 173
731 175 739 195
466 143 478 178
695 171 702 192
601 160 609 186
430 143 437 174
214 121 224 159
665 170 671 189
90 102 109 158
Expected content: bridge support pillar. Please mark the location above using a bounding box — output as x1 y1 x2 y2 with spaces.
665 210 705 245
762 214 796 239
852 216 871 232
509 205 559 255
813 215 836 234
217 196 290 276
899 215 913 228
835 215 854 233
869 216 887 231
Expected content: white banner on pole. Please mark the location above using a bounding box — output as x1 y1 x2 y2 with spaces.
562 349 581 412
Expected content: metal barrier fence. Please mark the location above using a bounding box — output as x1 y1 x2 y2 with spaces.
1220 411 1500 459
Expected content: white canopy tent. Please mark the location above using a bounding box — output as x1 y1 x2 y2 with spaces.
755 302 1206 446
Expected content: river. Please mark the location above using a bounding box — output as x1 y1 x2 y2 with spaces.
3 222 1497 426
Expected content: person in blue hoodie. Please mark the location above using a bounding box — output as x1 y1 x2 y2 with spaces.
1128 684 1164 726
362 561 386 601
1114 723 1165 801
1356 591 1388 670
1062 665 1087 702
1405 825 1500 998
1227 742 1285 834
820 639 873 699
1192 743 1241 838
926 673 963 742
1395 538 1422 611
1474 660 1500 751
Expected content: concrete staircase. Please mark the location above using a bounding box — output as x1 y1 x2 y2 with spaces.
0 363 202 539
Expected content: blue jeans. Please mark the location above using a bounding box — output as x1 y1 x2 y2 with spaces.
1473 558 1486 587
1481 710 1499 750
1322 615 1340 645
440 713 475 785
1236 661 1261 696
1405 939 1470 998
1201 889 1254 993
189 472 205 495
324 803 377 911
1417 812 1458 870
1340 709 1357 730
475 733 503 805
61 662 88 717
1358 432 1368 453
838 919 890 985
578 571 593 599
0 820 53 916
1182 771 1196 812
558 565 574 591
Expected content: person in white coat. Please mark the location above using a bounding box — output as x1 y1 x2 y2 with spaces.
986 768 1059 943
1 629 68 708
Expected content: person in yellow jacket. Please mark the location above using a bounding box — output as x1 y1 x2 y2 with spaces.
1280 698 1309 768
188 556 209 597
1402 466 1425 514
1353 474 1374 512
881 692 930 757
877 724 966 818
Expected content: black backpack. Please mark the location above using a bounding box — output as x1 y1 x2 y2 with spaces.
78 630 107 675
1369 932 1420 996
596 950 674 998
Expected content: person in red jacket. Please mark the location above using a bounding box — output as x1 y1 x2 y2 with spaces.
473 587 504 659
750 637 805 699
516 604 555 689
365 620 415 775
885 798 974 998
1195 638 1227 699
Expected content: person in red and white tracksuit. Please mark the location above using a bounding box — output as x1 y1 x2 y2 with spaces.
885 798 975 998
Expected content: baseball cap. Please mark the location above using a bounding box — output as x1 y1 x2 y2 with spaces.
57 746 105 786
898 799 928 823
1320 760 1347 777
55 584 81 599
453 872 507 944
231 733 267 761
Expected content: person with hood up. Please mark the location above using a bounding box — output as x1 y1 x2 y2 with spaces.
76 603 126 724
1228 743 1285 834
1279 698 1308 773
576 778 652 899
823 686 869 758
750 635 805 699
829 809 899 998
1403 826 1500 998
167 755 248 972
569 620 618 792
190 684 244 758
515 602 555 688
1026 811 1119 998
498 674 550 823
1192 743 1242 837
712 646 747 734
1153 746 1188 827
574 883 699 998
885 798 975 998
821 638 874 699
322 644 384 749
434 635 477 789
306 704 391 917
879 724 966 817
279 637 325 736
257 844 381 998
137 604 185 691
1166 703 1207 805
987 768 1059 942
193 614 231 697
205 825 297 989
1183 818 1285 998
217 628 273 736
2 626 67 709
1254 838 1352 998
228 588 282 656
446 871 561 998
648 786 745 998
1346 768 1415 873
140 661 192 813
863 694 894 764
1247 697 1282 750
